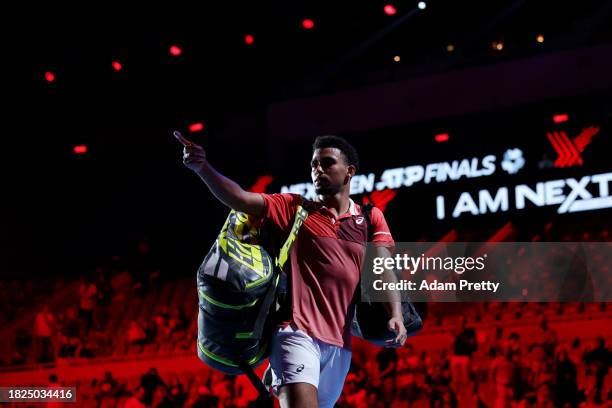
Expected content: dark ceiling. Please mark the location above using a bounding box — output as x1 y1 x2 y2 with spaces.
2 0 611 275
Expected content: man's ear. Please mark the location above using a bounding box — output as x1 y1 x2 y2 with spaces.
347 165 357 178
344 165 356 185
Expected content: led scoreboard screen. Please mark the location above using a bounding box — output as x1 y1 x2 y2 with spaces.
267 101 612 240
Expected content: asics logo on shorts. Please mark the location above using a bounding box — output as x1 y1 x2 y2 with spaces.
296 364 305 373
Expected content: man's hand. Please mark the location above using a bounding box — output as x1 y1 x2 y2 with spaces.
174 130 207 174
172 130 265 216
385 316 407 348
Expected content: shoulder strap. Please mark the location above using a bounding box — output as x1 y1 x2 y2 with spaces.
276 205 308 269
250 205 308 340
239 361 272 402
241 206 308 401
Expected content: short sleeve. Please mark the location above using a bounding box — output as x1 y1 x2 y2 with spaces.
369 206 395 247
259 193 303 232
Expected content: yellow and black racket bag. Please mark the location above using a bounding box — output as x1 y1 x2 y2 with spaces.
197 207 307 377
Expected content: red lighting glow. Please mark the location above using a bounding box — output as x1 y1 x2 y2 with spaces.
244 34 255 45
367 189 397 213
249 175 274 193
435 133 450 142
302 19 314 30
44 71 55 82
112 61 122 71
73 145 87 154
553 113 569 123
384 5 397 15
189 122 204 133
169 45 182 56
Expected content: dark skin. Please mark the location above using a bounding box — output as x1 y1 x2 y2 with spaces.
175 131 406 408
310 146 355 215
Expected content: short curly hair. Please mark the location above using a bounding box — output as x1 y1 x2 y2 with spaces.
312 135 359 171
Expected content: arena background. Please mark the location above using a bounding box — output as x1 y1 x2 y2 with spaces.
1 1 611 407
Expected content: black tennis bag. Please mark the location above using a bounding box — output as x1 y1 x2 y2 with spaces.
351 299 423 346
196 207 307 377
350 204 423 346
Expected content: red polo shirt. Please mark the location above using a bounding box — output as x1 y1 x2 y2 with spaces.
260 193 394 349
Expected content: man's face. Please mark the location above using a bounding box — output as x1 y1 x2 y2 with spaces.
311 147 354 196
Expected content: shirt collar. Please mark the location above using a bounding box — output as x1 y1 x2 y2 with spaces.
348 199 358 216
317 198 359 218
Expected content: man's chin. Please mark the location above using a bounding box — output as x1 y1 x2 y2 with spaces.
315 186 335 196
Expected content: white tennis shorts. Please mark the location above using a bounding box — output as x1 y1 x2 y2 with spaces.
267 324 352 408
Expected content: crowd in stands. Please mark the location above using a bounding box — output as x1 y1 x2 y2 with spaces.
339 313 611 408
1 300 610 407
0 277 64 328
2 239 195 367
1 232 611 407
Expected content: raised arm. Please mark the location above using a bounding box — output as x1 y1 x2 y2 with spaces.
174 131 265 216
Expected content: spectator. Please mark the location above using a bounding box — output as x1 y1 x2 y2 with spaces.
555 349 578 407
96 370 120 407
90 323 112 356
583 337 612 404
451 316 477 387
101 370 119 391
140 316 158 345
341 373 367 408
94 268 113 328
508 332 522 359
78 274 98 331
157 376 186 408
395 345 419 403
233 372 258 408
535 383 555 408
190 385 218 408
211 374 234 407
141 367 167 406
491 347 518 408
78 333 98 358
127 319 148 346
153 307 172 340
438 387 458 408
58 308 82 358
469 383 488 408
365 389 385 408
127 238 162 296
32 305 56 363
426 362 452 408
531 317 557 358
376 347 398 380
12 328 30 365
169 307 189 336
125 386 147 408
95 266 113 306
110 268 133 302
527 345 554 392
486 325 505 357
48 374 64 408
